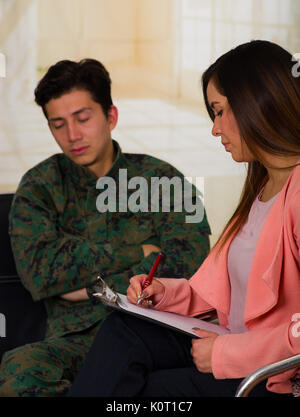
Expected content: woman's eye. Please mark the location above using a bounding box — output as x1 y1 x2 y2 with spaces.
216 110 223 117
53 123 64 129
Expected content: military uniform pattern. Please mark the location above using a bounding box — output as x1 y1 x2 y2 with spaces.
0 321 102 397
0 140 210 396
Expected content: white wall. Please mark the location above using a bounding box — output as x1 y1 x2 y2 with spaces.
0 0 299 244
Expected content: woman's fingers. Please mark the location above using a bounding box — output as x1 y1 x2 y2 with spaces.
127 274 147 303
127 275 165 305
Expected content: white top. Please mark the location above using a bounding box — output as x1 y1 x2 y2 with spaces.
227 191 279 333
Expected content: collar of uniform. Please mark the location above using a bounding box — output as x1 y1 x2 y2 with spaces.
65 140 126 189
105 140 127 179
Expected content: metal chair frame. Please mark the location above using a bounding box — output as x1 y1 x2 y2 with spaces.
235 354 300 397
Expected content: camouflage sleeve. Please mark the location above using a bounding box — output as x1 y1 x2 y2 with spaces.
104 181 211 295
106 229 210 296
9 180 144 302
140 167 211 280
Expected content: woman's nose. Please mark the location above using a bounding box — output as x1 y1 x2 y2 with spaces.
212 119 222 137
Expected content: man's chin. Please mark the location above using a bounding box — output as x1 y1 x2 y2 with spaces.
68 153 94 167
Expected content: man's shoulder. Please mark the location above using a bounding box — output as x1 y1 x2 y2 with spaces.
14 154 69 204
25 153 66 176
123 151 183 178
19 154 67 186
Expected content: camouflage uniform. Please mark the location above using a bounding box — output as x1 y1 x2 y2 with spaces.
0 140 210 396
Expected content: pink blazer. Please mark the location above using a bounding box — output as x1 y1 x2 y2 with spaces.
156 163 300 394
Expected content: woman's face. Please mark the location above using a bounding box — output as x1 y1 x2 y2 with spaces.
206 80 254 163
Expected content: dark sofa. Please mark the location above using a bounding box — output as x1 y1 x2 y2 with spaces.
0 193 46 362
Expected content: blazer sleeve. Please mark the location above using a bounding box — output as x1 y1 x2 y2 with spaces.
212 320 300 392
153 277 213 316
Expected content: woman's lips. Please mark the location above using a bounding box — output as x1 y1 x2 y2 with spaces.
71 146 89 155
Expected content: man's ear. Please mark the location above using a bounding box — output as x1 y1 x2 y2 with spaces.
108 105 118 131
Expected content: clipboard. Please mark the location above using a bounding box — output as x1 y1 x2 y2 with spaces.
92 278 229 337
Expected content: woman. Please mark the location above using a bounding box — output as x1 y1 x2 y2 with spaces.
68 40 300 397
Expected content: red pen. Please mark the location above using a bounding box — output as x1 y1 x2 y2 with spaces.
137 252 164 305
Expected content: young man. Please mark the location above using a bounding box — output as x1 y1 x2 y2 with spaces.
0 59 211 396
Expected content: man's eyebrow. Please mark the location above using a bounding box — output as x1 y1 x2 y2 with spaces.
72 107 92 116
48 107 92 122
48 116 64 122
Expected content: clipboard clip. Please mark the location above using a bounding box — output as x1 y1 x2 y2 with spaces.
91 276 119 304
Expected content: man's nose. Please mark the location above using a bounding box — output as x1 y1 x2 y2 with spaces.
67 121 82 142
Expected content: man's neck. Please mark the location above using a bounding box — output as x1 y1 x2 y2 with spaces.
87 140 117 178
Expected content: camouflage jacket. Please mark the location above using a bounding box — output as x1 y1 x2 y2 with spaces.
9 141 211 338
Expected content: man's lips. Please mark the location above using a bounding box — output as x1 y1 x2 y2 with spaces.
71 146 89 155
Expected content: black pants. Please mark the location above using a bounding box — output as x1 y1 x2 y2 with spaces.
68 312 283 397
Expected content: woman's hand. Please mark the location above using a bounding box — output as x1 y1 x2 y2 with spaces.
190 329 219 373
127 274 165 306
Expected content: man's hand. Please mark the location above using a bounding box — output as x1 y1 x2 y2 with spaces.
61 244 161 302
142 244 161 257
190 329 218 373
60 288 89 302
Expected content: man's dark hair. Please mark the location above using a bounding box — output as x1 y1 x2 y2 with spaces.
34 58 113 119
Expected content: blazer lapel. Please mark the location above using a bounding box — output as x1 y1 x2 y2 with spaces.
190 238 233 316
244 185 286 324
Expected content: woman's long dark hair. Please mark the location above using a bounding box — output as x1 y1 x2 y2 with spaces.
202 40 300 253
